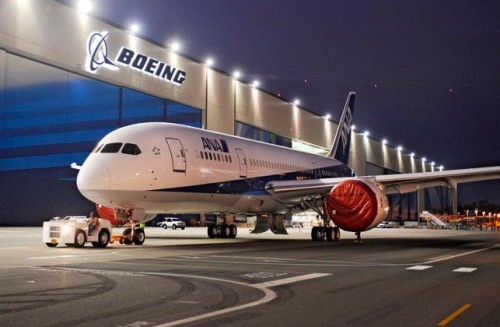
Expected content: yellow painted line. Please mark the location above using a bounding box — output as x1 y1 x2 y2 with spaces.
437 304 471 326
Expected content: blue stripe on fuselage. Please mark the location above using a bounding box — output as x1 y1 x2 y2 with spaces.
150 164 353 195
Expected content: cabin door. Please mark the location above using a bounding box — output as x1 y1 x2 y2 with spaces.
235 148 248 178
165 138 186 173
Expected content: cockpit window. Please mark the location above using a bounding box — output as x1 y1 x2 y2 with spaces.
91 144 104 154
122 143 142 156
101 143 123 153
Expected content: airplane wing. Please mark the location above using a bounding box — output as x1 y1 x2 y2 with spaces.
265 166 500 200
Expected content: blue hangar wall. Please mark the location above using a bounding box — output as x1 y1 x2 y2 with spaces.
0 52 202 226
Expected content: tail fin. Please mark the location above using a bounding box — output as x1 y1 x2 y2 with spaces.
327 92 356 164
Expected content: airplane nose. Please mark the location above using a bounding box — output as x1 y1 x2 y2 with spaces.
77 158 111 191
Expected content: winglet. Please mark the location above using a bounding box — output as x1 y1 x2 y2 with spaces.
327 92 356 164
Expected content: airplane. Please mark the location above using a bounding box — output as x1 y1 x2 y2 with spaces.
74 92 500 244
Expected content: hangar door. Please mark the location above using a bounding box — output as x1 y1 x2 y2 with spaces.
165 138 186 173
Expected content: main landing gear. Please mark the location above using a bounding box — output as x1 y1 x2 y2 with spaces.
311 226 341 242
207 223 238 239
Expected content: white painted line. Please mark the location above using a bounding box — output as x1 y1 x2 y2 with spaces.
42 267 330 327
406 265 433 271
152 272 330 327
453 267 477 273
253 273 331 288
424 244 500 264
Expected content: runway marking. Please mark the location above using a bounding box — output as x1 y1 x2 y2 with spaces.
151 272 331 327
437 303 471 326
453 267 477 273
27 252 113 260
37 267 330 327
159 255 404 267
252 273 331 288
406 265 433 271
424 244 500 264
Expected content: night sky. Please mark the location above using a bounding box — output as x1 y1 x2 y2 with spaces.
62 0 500 205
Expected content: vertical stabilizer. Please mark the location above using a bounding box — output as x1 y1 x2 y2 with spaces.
327 92 356 164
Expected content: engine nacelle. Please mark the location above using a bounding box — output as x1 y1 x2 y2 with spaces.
326 178 389 232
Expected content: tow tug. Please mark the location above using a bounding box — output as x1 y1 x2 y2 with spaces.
42 216 145 248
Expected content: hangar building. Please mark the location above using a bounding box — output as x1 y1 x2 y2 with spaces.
0 0 452 226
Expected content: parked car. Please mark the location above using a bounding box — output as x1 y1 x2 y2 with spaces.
157 217 186 230
376 221 393 228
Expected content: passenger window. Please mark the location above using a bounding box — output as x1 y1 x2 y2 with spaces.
101 143 123 153
122 143 142 155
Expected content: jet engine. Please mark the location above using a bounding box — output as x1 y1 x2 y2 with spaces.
326 178 389 232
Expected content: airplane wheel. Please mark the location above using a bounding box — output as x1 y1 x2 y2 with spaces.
326 227 334 242
122 229 133 245
74 229 86 248
333 227 340 242
207 225 215 238
220 224 230 238
311 226 320 241
133 228 146 245
46 242 57 247
229 224 237 238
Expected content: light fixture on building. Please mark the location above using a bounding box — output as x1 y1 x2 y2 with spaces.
233 70 241 79
205 58 214 67
324 114 331 120
252 80 260 87
431 161 435 166
170 41 181 52
130 23 140 34
364 131 370 137
422 157 427 162
439 165 444 171
293 99 300 106
77 0 92 14
351 125 356 130
410 152 415 157
382 139 388 145
397 145 403 152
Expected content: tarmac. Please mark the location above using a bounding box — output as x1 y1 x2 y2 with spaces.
0 226 499 327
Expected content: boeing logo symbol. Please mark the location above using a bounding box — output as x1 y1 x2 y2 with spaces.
85 31 187 86
86 31 118 72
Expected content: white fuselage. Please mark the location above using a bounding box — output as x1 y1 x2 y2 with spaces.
77 123 354 217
